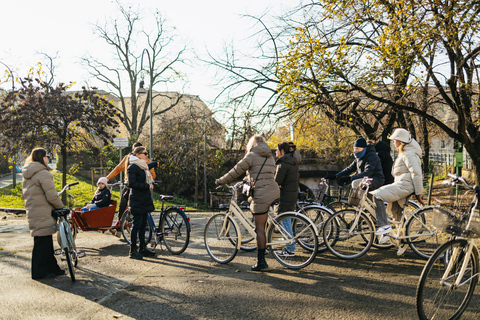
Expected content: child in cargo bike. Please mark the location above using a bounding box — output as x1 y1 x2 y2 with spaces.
81 177 112 211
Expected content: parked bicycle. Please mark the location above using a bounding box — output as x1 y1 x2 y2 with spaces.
120 182 191 255
416 173 480 320
53 182 80 282
204 182 319 269
322 176 439 260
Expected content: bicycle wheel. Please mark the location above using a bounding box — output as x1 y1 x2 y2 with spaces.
64 247 75 282
120 209 133 245
56 218 77 246
204 213 239 264
323 209 374 259
268 213 318 269
406 207 449 259
416 239 479 320
161 208 190 254
327 201 352 212
61 222 76 282
65 223 78 268
300 206 333 253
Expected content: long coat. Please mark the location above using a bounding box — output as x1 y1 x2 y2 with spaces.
127 161 157 215
336 144 385 190
371 139 423 205
275 152 300 212
22 161 64 237
216 142 280 214
375 141 394 185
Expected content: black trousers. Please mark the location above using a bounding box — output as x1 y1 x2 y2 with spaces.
32 235 61 279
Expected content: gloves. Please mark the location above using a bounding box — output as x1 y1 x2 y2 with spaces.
86 203 94 210
324 173 337 180
337 176 352 186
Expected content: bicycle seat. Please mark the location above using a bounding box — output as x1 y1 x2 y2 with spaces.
52 208 70 219
160 195 174 201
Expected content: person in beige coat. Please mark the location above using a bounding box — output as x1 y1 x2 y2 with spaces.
215 135 280 271
22 148 65 280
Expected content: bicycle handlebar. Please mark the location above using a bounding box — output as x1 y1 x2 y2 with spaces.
57 182 79 195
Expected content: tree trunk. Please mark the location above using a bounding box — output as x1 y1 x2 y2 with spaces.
61 144 68 204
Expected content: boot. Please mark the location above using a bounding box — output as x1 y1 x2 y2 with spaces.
139 244 155 257
251 248 269 271
129 245 143 260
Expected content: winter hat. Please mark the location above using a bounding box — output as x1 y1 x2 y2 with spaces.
97 177 108 186
389 128 412 144
353 138 367 148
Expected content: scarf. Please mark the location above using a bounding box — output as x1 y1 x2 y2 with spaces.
354 148 367 159
127 155 153 185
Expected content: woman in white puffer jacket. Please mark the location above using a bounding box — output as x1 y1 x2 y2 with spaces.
370 128 425 252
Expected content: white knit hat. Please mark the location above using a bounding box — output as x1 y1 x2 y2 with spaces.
389 128 412 143
97 177 108 186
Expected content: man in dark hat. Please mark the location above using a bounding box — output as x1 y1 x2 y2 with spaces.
325 138 391 236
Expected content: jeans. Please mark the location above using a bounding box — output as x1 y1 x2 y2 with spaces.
374 197 389 227
280 218 296 252
80 206 99 212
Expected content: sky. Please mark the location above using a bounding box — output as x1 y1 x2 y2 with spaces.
0 0 294 106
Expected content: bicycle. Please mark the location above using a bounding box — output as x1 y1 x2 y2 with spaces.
322 177 438 260
204 182 319 269
53 182 80 282
416 173 480 320
120 183 191 255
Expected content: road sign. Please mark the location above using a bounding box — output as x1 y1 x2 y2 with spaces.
113 138 129 148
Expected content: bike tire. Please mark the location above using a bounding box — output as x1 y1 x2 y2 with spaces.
64 246 75 282
323 209 374 260
120 209 133 245
228 209 256 252
406 206 449 259
300 206 333 253
65 223 78 268
268 213 318 269
416 239 479 320
161 208 190 254
204 213 239 264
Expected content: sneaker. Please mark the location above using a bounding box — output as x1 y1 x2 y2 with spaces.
375 225 392 235
397 245 407 256
378 235 390 245
251 260 269 272
278 250 295 257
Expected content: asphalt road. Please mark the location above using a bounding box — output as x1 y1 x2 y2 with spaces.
1 211 479 320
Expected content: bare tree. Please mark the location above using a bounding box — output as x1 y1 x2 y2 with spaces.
82 2 187 141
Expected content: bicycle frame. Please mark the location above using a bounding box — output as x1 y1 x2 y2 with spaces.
220 186 318 250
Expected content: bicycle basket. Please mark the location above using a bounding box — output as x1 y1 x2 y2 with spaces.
347 185 366 207
432 207 464 236
209 191 231 210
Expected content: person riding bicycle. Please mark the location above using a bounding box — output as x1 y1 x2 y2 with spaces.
81 177 112 211
215 135 280 272
274 141 301 257
22 148 66 280
370 128 425 254
325 138 389 236
106 142 156 231
126 146 158 259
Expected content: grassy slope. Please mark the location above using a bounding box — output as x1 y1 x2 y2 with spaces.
0 172 200 211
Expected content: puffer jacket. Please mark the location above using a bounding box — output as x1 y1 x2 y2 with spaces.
127 161 158 215
216 142 280 214
22 161 64 237
370 138 423 204
336 144 385 190
89 187 111 208
275 151 300 212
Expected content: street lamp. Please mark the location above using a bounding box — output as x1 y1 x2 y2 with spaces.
0 61 17 187
137 49 153 157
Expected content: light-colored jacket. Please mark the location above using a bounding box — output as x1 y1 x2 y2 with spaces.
22 161 64 237
370 139 423 205
216 142 280 213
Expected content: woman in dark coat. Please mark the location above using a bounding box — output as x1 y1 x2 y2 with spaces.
375 141 394 185
126 146 158 259
275 141 301 255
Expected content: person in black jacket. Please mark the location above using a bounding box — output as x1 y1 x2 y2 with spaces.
126 146 158 259
375 140 394 185
81 177 111 211
327 138 391 237
274 141 301 256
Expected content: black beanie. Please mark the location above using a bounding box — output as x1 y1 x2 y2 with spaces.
354 138 367 148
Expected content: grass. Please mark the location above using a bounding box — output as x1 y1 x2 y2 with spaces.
0 172 202 212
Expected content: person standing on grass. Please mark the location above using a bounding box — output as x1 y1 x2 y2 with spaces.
22 147 66 280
